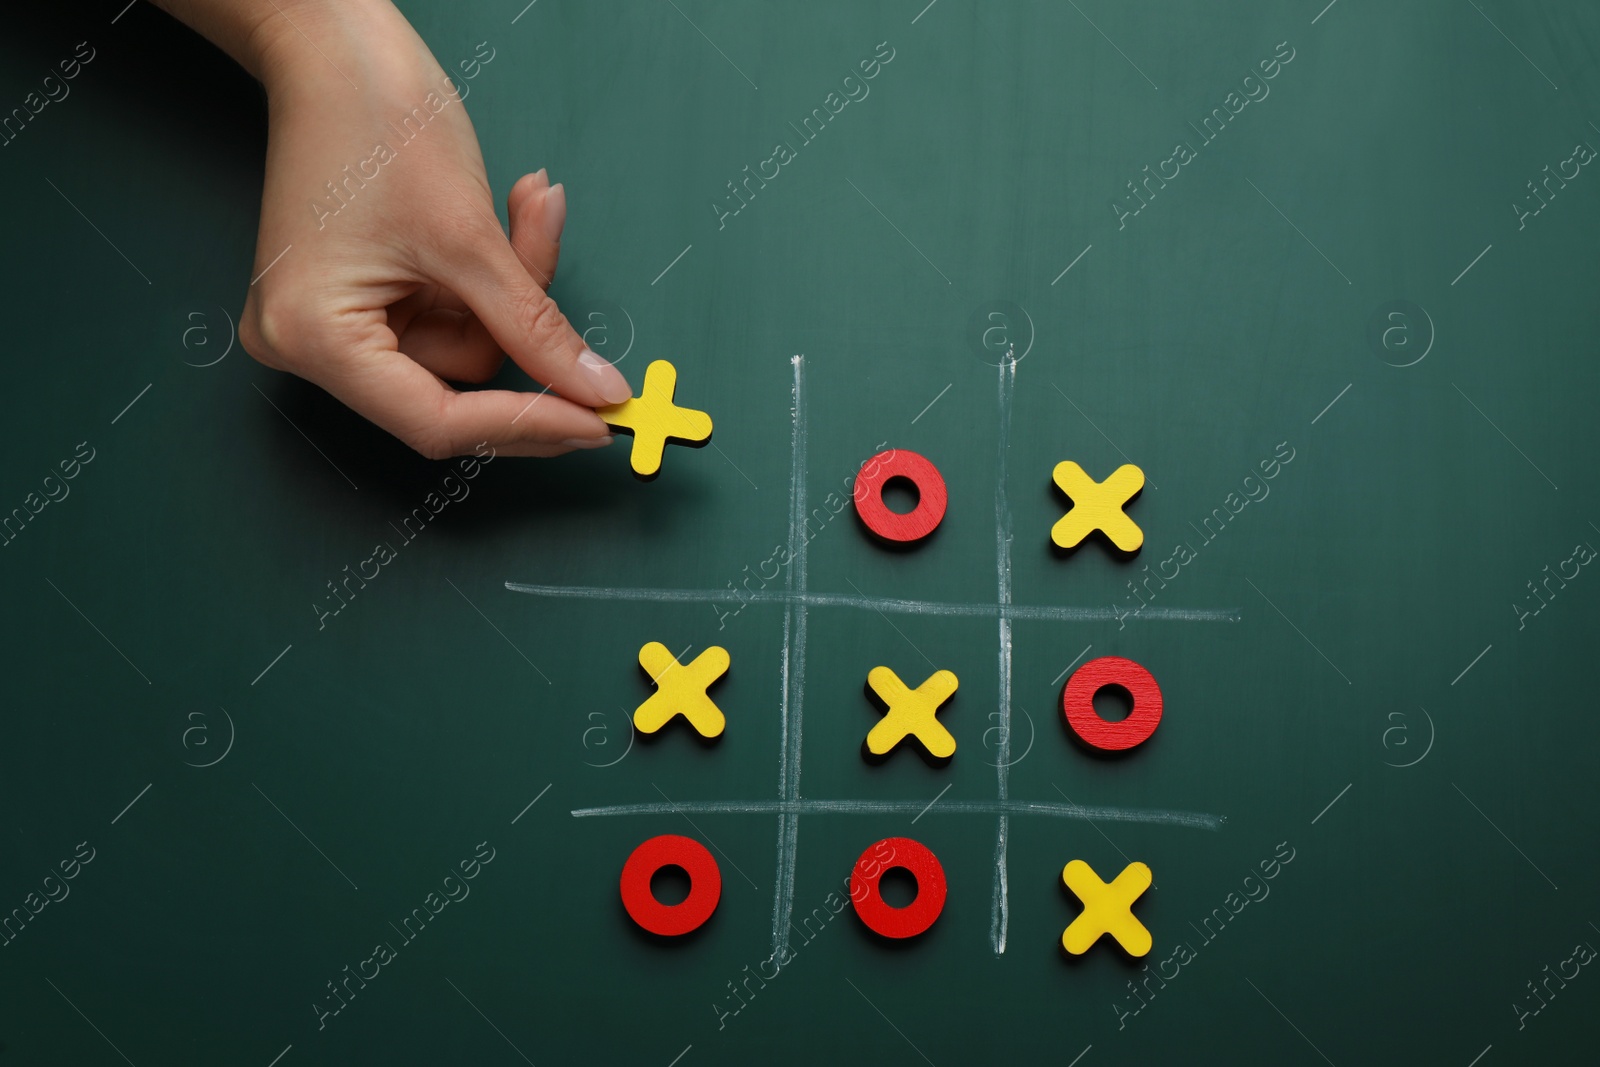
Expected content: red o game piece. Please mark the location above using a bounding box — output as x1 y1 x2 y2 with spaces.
1061 655 1162 751
850 836 947 939
620 834 722 936
853 450 948 543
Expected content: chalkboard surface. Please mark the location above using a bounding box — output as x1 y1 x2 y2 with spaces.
3 2 1599 1064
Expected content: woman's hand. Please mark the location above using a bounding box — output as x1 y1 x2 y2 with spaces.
159 0 629 457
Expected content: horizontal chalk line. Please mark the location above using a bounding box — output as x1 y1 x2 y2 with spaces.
571 798 1224 831
506 582 1238 624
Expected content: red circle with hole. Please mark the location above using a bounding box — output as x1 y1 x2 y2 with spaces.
850 836 947 938
1062 655 1163 751
853 450 948 543
620 834 722 936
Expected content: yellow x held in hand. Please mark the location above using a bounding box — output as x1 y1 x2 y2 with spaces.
598 360 713 478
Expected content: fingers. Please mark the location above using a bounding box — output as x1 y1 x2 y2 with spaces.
507 169 564 290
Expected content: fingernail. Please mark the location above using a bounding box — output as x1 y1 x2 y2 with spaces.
579 348 632 404
562 435 613 450
539 182 566 243
530 168 549 191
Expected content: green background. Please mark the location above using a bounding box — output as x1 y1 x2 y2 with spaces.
2 1 1598 1063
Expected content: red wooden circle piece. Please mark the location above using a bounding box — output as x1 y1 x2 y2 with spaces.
1062 655 1163 751
853 450 948 543
850 836 948 939
620 834 722 936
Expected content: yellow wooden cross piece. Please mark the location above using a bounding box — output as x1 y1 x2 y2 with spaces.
1050 461 1145 551
597 359 713 478
632 642 729 738
864 665 959 758
1061 859 1153 956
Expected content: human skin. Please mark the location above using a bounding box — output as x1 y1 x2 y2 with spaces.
152 0 629 457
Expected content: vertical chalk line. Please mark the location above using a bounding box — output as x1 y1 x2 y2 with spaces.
772 355 808 958
991 352 1016 955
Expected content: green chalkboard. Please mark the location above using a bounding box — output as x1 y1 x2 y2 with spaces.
3 1 1599 1063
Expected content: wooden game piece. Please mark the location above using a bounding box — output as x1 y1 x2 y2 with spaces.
1061 656 1162 751
597 359 713 478
852 449 949 543
850 837 947 939
865 666 958 758
633 642 730 738
1050 461 1145 551
1061 859 1152 956
620 834 722 936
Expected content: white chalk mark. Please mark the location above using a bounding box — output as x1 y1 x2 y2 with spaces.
250 244 293 285
772 354 808 958
1245 578 1352 684
1451 244 1493 286
447 578 551 683
667 1046 693 1067
1453 782 1558 890
111 383 152 425
44 176 152 285
1453 384 1558 490
1050 382 1157 489
912 783 953 825
111 782 152 825
911 0 939 24
845 977 937 1066
252 782 359 890
1467 1045 1492 1067
1065 1 1158 89
1451 643 1493 686
655 783 760 890
45 577 151 685
511 783 552 824
1245 978 1337 1066
266 1045 293 1067
1052 784 1132 865
252 644 293 686
1311 383 1351 425
1051 244 1093 284
111 0 139 24
1051 644 1093 687
1244 177 1352 285
1311 783 1352 825
845 178 952 284
45 979 137 1066
446 979 535 1065
572 797 1224 830
1465 1 1558 89
651 243 693 285
911 383 952 424
511 0 539 24
1067 1045 1093 1067
505 581 1237 623
846 576 937 670
252 384 359 490
992 355 1016 956
663 0 759 90
1310 0 1338 24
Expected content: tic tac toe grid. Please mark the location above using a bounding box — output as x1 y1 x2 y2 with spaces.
508 355 1231 957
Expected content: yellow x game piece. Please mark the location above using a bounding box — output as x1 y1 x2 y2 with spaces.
865 666 959 758
1061 859 1153 956
633 642 729 738
1050 461 1145 551
597 360 713 478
